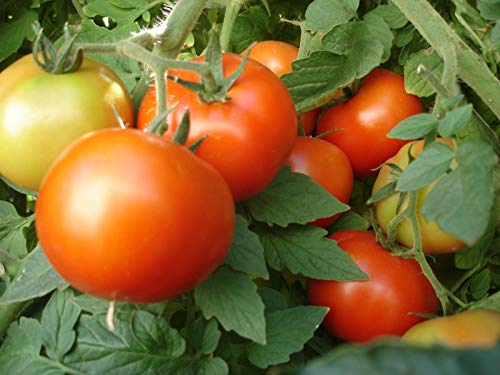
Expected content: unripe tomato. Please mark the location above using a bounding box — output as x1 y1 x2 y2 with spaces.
36 129 235 303
402 309 500 348
243 40 319 136
0 54 133 191
307 230 438 343
286 136 353 227
316 68 423 177
138 53 298 202
372 139 465 254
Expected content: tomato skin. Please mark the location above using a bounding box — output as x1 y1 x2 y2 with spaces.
35 129 235 303
0 54 133 191
286 136 353 227
316 68 423 177
372 139 465 254
138 53 298 202
307 230 438 343
402 309 500 348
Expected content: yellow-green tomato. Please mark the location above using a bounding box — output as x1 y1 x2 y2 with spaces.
0 54 134 191
372 139 465 254
402 309 500 348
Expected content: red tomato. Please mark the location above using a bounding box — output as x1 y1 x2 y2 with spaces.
36 129 235 303
307 230 438 343
137 53 298 202
316 68 423 177
243 40 318 136
286 136 353 227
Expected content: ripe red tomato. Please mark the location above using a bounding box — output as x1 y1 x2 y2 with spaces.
286 136 353 227
35 129 235 303
307 230 438 343
137 53 298 202
402 309 500 348
0 54 134 191
316 68 423 177
372 139 465 254
243 40 319 136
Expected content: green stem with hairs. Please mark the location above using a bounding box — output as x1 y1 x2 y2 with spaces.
220 0 246 52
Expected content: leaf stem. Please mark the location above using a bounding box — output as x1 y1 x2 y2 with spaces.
70 0 87 20
220 0 246 52
0 301 30 339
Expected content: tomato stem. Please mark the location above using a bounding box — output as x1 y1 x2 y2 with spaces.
0 301 31 339
220 0 246 52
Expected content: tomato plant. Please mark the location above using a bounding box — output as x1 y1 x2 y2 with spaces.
403 309 500 348
307 230 439 343
316 68 423 177
0 54 134 191
286 136 353 227
35 128 235 302
372 139 465 254
138 53 298 202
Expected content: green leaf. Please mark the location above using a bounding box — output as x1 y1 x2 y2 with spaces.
187 317 221 355
196 357 228 375
363 14 393 62
395 25 416 47
42 289 82 362
438 105 474 138
455 214 495 270
282 51 354 112
296 340 500 375
248 306 328 369
477 0 500 20
0 318 64 375
305 0 359 31
388 113 439 140
469 291 500 311
470 269 491 299
491 22 500 43
224 215 268 278
0 245 68 304
230 6 270 53
397 142 455 192
0 202 34 257
421 142 496 245
83 0 149 25
255 224 366 281
370 3 407 29
367 180 398 205
70 293 167 316
244 166 349 227
322 22 385 79
404 49 444 97
260 288 288 314
65 311 187 373
195 267 266 344
0 10 38 62
328 211 369 233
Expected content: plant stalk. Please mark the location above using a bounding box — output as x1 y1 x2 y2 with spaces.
220 0 246 52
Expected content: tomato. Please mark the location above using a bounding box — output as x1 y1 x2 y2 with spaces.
35 129 235 303
307 230 438 343
402 309 500 348
0 54 133 191
286 136 353 227
372 139 465 254
137 53 298 202
243 40 318 136
316 68 423 177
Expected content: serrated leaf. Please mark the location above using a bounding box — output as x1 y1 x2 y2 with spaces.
244 166 349 227
224 215 268 278
397 142 455 192
404 49 444 97
256 224 366 281
328 211 369 232
70 293 167 316
422 142 496 245
195 267 266 344
477 0 500 20
65 311 187 374
0 202 34 257
322 22 384 79
187 317 221 355
388 113 439 140
0 318 64 375
305 0 359 31
84 0 149 24
0 245 68 304
260 288 288 314
369 3 408 29
230 6 270 53
0 10 38 62
438 105 474 138
282 51 354 112
196 357 228 375
42 289 82 362
470 269 491 299
248 306 328 368
363 14 393 62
